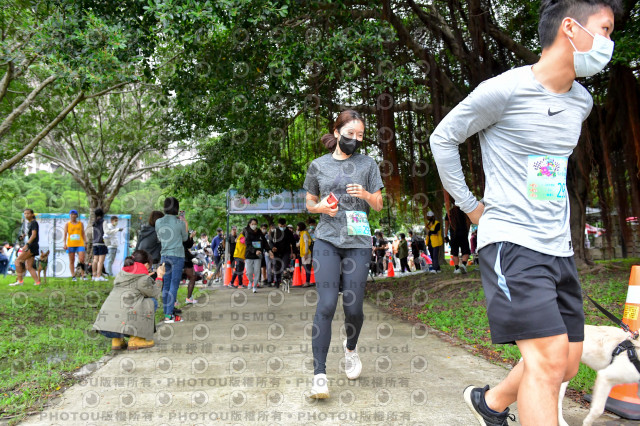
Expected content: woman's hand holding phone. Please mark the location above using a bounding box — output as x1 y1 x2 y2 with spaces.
320 193 339 217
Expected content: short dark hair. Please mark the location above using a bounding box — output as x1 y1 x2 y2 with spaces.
148 210 164 227
278 218 287 225
24 208 34 214
308 217 317 225
399 233 406 239
95 208 104 218
163 197 179 215
111 215 118 221
538 0 622 49
297 222 306 231
123 249 152 267
261 223 268 228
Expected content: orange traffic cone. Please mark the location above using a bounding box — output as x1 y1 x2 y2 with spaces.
242 268 250 287
449 257 455 266
601 265 640 419
224 261 232 286
292 259 302 286
309 267 316 284
387 255 395 278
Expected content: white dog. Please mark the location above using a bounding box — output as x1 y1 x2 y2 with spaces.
559 324 640 426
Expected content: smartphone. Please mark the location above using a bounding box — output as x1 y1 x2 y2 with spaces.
327 192 338 206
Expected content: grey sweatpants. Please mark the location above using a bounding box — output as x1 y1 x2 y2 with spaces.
312 239 371 375
245 258 261 288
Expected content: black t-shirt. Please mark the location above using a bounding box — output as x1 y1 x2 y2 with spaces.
228 234 237 257
27 220 39 253
446 211 469 239
374 238 387 256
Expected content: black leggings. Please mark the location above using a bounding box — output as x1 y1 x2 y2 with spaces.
231 258 245 286
312 239 371 375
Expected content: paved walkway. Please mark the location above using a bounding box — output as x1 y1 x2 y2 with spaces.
23 284 620 425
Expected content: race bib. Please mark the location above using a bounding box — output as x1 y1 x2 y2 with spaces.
346 211 371 236
527 155 568 201
252 241 261 249
69 234 81 241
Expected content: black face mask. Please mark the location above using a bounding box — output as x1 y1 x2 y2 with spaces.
338 134 361 156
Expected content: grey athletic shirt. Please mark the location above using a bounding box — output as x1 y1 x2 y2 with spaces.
304 153 384 249
430 65 593 257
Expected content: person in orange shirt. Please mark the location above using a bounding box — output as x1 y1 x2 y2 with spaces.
63 209 87 281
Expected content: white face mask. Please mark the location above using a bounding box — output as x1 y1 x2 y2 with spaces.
278 226 285 231
567 18 614 78
250 224 257 230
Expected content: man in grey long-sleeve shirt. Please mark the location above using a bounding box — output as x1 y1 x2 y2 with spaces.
430 0 620 424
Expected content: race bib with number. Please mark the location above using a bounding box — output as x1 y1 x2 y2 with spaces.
69 234 81 241
526 155 568 201
346 211 371 236
252 241 261 249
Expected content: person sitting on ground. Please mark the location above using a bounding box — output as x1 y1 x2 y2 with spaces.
92 250 164 350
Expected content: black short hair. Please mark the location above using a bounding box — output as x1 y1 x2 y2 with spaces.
261 223 268 228
297 222 306 231
399 233 406 239
111 215 118 220
278 218 287 225
24 208 34 214
163 197 179 215
94 208 104 218
538 0 622 49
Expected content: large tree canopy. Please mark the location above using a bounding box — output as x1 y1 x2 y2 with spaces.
150 0 639 265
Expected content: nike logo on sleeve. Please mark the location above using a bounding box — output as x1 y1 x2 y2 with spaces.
548 108 565 116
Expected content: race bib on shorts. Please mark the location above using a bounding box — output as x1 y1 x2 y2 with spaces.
346 211 371 236
70 234 81 241
527 155 568 201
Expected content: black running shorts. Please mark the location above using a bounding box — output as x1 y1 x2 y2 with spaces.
478 242 584 344
450 235 471 257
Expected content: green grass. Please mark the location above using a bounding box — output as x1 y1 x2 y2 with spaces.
366 258 640 394
0 273 203 424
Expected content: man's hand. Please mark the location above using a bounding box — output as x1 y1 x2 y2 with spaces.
467 202 485 225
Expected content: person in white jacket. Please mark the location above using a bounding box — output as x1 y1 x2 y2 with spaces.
104 216 123 276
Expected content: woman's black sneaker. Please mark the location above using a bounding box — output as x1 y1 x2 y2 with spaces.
463 385 515 425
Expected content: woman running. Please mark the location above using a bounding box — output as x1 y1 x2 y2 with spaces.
303 109 384 398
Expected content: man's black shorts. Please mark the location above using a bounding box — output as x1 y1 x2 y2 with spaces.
478 242 584 344
450 235 470 257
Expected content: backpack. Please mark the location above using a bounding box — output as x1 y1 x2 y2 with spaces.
92 217 105 244
217 239 225 257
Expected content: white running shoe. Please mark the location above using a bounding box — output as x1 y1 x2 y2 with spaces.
252 287 257 293
9 281 23 286
453 268 461 274
460 264 467 274
309 373 329 399
95 276 107 282
343 339 362 380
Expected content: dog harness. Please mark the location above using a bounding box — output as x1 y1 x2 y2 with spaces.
611 340 640 375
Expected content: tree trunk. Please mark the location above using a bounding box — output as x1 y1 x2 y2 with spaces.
567 125 592 266
376 89 401 201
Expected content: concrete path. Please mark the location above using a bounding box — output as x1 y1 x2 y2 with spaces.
23 284 621 425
